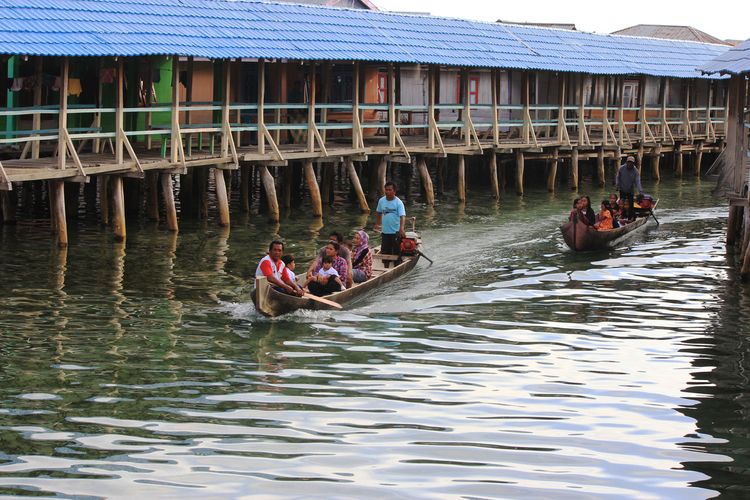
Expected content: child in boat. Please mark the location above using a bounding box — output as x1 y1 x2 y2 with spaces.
594 200 613 231
619 199 634 225
569 198 581 222
281 254 303 294
303 255 344 296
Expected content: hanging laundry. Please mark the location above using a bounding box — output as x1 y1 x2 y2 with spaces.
100 68 115 84
10 77 23 92
67 78 82 97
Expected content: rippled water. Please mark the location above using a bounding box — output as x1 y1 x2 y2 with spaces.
1 177 749 498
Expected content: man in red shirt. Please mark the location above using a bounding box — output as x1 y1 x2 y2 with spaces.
255 240 303 296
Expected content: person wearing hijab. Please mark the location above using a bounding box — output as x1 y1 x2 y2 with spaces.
351 229 372 283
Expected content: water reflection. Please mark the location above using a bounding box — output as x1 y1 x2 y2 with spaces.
0 178 744 497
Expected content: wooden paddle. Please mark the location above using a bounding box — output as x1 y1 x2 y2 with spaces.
417 250 434 264
303 293 343 309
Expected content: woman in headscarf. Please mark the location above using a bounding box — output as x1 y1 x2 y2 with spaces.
351 229 372 283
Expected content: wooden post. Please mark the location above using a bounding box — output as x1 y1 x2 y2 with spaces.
491 70 499 146
597 147 605 187
376 156 387 198
522 72 530 143
258 59 266 155
32 56 43 160
428 65 437 149
115 58 124 164
547 147 559 192
321 63 331 144
161 173 178 232
240 164 251 212
304 160 322 217
675 147 683 177
98 175 109 225
1 191 16 224
489 152 500 199
111 176 126 242
694 140 704 176
307 62 316 152
258 165 279 222
388 63 396 148
602 76 609 146
213 167 230 227
170 56 180 164
51 181 68 247
352 62 361 149
417 157 435 205
146 171 159 221
570 147 579 190
637 143 645 173
727 206 741 247
652 144 662 181
462 68 471 147
346 158 370 213
515 150 525 196
457 155 466 202
58 57 69 169
221 60 231 158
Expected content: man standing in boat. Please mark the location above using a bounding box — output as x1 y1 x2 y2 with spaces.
615 156 642 220
256 240 304 296
374 181 406 256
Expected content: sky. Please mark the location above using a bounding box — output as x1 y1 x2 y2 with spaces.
371 0 748 42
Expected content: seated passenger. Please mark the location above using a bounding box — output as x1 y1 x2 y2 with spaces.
579 196 596 226
304 255 344 296
305 241 349 295
255 241 303 296
569 198 581 222
594 201 613 231
281 254 304 295
619 199 634 224
307 231 353 288
351 229 373 283
609 193 620 214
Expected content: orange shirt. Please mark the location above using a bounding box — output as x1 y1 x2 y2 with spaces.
595 209 613 231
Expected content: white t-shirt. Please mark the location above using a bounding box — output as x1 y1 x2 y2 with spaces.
318 266 340 278
283 267 297 284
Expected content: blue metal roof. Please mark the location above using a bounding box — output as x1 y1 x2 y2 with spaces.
0 0 729 78
701 39 750 75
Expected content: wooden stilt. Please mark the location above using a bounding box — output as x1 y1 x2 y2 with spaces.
694 141 704 177
346 158 370 213
1 190 17 224
98 175 109 225
637 143 645 173
282 166 292 209
488 153 499 200
571 147 579 191
515 150 525 196
197 168 208 219
304 160 322 217
320 164 332 206
214 167 230 227
146 171 159 221
161 173 178 232
597 148 605 187
259 165 280 222
111 176 126 242
547 147 559 193
675 147 684 178
436 157 445 196
652 145 662 181
51 181 68 247
417 157 436 205
376 156 387 198
727 205 740 247
48 181 58 232
240 164 251 213
457 155 466 202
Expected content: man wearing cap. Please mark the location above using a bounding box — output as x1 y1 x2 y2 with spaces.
615 156 642 220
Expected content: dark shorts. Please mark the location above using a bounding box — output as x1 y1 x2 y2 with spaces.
381 233 401 255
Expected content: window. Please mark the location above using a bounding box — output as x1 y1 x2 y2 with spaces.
623 80 639 108
377 72 387 104
456 75 480 105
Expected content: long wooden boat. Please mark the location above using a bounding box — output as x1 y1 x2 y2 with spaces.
560 200 658 251
253 232 422 317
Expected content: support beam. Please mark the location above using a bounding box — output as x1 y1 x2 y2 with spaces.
694 141 704 177
376 156 387 198
58 57 69 170
652 144 662 181
116 58 125 164
240 164 251 213
571 147 579 191
1 191 16 224
214 167 230 227
259 165 279 222
31 56 43 160
515 150 525 196
388 63 396 149
346 159 370 213
597 148 605 187
304 160 322 217
417 157 435 205
489 152 500 200
111 176 126 242
457 155 466 202
51 181 68 247
675 148 684 178
547 147 559 193
146 171 160 221
98 175 109 225
258 59 266 155
637 143 645 173
161 173 178 232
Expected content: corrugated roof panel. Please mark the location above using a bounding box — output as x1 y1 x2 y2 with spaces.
0 0 729 77
701 39 750 75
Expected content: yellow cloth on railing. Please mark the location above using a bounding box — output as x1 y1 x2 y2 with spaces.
67 78 82 97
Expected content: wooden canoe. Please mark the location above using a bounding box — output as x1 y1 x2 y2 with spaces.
560 200 658 251
253 232 422 317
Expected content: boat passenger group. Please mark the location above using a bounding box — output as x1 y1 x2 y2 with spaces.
569 156 654 231
255 181 407 297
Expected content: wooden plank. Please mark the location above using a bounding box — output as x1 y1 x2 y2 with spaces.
58 57 69 170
